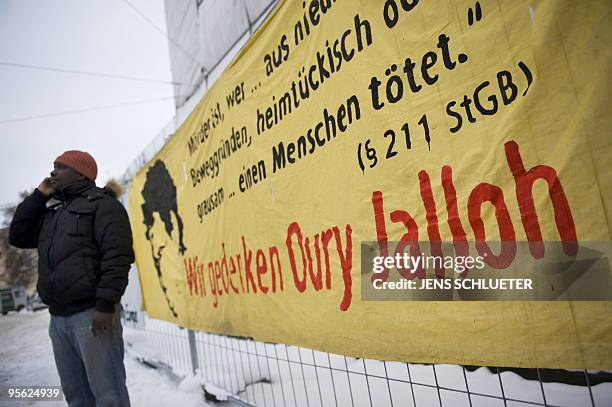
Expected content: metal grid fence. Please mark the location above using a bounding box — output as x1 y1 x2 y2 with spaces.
123 313 611 407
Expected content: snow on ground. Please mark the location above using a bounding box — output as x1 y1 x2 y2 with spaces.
123 318 612 407
2 310 611 407
0 310 211 407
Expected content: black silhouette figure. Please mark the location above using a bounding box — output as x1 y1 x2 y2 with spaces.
141 160 187 318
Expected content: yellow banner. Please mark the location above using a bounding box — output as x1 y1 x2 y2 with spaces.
129 0 612 368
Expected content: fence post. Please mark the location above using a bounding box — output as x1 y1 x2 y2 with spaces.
187 329 199 376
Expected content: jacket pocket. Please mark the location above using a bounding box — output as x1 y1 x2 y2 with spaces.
55 272 89 298
83 257 98 287
66 208 94 236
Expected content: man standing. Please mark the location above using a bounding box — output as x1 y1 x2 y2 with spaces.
9 150 134 407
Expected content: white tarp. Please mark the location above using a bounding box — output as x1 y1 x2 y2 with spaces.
165 0 275 109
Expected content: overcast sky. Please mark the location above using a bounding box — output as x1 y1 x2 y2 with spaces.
0 0 181 211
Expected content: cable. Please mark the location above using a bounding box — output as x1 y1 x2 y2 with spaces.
0 95 184 125
121 0 206 73
0 61 197 87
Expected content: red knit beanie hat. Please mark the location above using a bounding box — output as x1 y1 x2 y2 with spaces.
54 150 98 181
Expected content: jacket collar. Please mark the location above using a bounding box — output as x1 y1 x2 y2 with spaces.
52 180 96 202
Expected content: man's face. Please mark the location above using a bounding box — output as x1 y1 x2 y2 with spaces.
50 162 85 190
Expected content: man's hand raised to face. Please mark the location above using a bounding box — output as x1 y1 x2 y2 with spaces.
37 177 55 196
91 310 114 336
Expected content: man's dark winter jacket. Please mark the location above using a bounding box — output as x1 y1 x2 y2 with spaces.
9 180 134 316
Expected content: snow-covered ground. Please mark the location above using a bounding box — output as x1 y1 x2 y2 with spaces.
0 310 211 407
2 310 611 407
124 316 612 407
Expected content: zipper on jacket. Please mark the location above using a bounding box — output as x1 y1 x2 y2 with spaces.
47 203 64 305
47 203 63 267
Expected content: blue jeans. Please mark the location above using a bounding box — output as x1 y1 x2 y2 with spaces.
49 304 131 407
